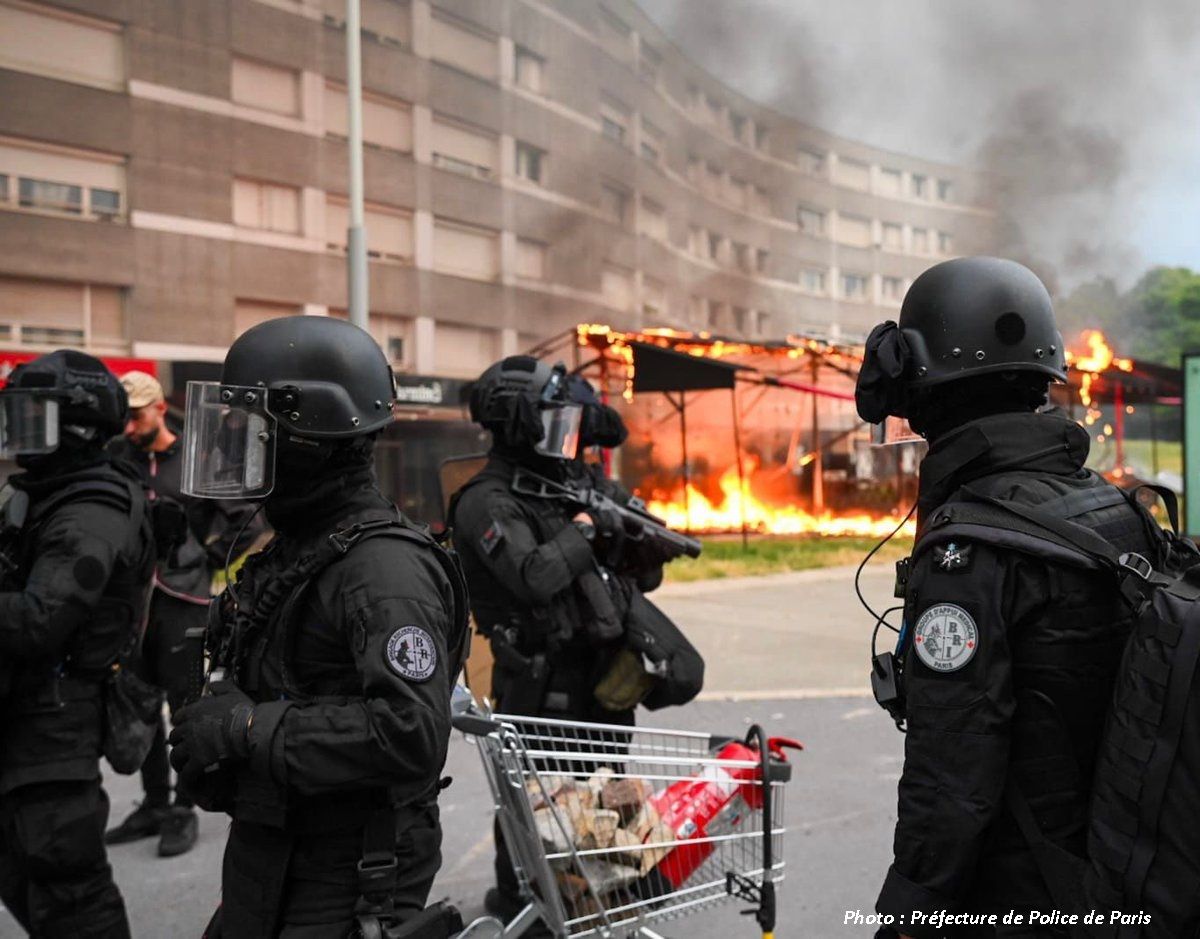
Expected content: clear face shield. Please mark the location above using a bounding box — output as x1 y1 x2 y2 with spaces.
0 393 61 458
534 403 583 460
181 382 277 499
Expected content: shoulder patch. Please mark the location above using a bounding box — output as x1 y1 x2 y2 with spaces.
385 625 438 682
480 520 505 555
913 603 978 673
933 542 972 572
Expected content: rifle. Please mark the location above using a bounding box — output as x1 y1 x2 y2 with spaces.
511 467 702 560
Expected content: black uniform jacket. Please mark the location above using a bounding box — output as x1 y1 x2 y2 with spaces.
877 410 1159 934
0 458 153 793
224 478 459 820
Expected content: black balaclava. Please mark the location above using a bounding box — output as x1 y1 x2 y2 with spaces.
907 372 1050 444
263 432 380 533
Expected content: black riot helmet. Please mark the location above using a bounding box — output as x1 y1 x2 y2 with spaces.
469 355 582 460
856 257 1066 424
182 316 396 499
0 349 127 458
567 374 628 449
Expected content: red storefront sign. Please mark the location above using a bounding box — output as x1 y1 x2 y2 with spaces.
0 351 158 388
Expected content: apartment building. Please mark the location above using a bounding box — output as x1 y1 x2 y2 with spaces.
0 0 994 514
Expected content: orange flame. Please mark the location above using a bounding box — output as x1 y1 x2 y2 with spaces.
646 464 916 539
1067 329 1134 375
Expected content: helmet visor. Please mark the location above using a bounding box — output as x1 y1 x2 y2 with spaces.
534 403 582 460
0 393 60 458
181 382 277 499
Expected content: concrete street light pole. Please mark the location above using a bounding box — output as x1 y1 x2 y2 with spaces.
346 0 369 331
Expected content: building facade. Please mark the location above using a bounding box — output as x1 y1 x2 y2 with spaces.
0 0 994 515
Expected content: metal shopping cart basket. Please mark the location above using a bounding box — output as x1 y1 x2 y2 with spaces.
453 700 800 939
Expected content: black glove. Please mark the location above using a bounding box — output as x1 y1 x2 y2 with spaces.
168 681 255 792
592 505 626 566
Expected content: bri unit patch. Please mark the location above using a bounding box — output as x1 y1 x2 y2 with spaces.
480 520 505 555
385 625 438 682
913 604 978 673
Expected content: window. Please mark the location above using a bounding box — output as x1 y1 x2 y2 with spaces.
600 99 629 144
707 231 724 262
757 311 771 336
0 276 122 346
704 163 723 198
322 0 410 46
688 295 705 325
687 226 704 257
878 168 902 197
233 179 300 233
513 46 543 92
797 148 825 175
430 14 497 81
0 3 123 91
638 198 667 241
686 154 703 185
514 141 545 184
729 111 748 144
755 248 769 274
838 213 873 248
325 198 413 261
1 140 126 221
754 123 768 151
749 185 771 216
642 277 667 318
325 84 412 151
706 299 724 328
937 178 954 202
882 276 904 301
733 306 750 334
19 178 81 214
727 176 749 209
733 242 752 272
703 94 723 128
640 119 663 163
431 117 495 179
797 206 825 235
601 265 633 311
432 219 499 280
912 227 930 253
800 268 826 294
911 174 928 198
514 238 546 279
938 231 954 255
836 157 870 191
841 272 870 301
638 44 661 84
599 184 627 225
882 222 903 250
232 58 300 116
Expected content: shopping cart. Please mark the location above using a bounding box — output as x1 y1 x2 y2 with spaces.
453 700 799 939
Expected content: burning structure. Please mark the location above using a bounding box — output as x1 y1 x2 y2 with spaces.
524 324 1179 541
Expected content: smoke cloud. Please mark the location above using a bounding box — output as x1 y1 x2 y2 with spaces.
636 0 1200 290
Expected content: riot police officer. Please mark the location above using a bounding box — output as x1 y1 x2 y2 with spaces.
450 357 700 923
856 258 1168 937
105 370 261 857
0 350 155 938
166 317 468 937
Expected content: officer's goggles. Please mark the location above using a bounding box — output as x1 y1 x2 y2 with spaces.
534 403 582 460
0 390 61 458
181 382 277 499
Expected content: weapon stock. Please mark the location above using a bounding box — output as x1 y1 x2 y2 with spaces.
511 468 702 560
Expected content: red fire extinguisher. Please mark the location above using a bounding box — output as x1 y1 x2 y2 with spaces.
649 734 802 888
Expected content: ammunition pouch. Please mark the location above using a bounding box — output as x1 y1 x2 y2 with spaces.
491 627 552 713
593 646 657 712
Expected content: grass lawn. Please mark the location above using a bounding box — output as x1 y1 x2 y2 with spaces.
664 534 913 582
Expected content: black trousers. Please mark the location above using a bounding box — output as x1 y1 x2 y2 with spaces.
136 591 208 809
0 779 131 938
205 805 442 938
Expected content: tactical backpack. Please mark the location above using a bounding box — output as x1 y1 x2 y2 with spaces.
913 484 1200 939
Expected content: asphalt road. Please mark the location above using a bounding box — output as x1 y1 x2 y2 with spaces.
1 561 906 938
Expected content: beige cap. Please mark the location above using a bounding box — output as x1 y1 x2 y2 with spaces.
121 370 164 409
